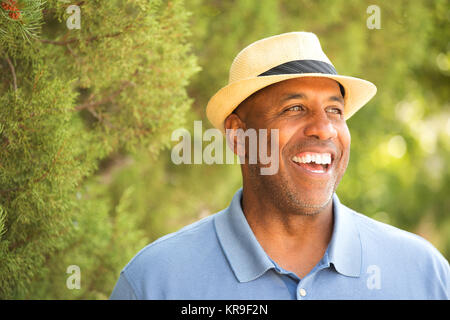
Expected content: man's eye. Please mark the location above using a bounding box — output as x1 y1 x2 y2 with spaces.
286 105 304 112
327 107 343 115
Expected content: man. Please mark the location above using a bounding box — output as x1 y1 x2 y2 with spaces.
110 32 449 299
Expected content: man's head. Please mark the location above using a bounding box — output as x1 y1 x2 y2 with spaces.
206 31 376 215
225 76 350 215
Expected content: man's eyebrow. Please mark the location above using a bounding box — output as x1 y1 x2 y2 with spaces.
328 95 344 104
280 93 307 102
280 93 344 105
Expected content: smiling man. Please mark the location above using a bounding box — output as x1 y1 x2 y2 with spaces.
225 76 350 279
110 32 449 299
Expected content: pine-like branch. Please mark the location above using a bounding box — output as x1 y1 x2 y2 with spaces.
38 23 136 46
5 55 17 91
74 81 135 111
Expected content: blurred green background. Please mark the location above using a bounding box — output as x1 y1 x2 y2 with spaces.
0 0 448 299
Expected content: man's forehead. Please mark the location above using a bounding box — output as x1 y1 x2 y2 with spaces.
254 77 344 106
265 77 343 97
280 92 344 105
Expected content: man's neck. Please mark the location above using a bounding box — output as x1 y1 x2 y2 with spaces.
241 186 334 278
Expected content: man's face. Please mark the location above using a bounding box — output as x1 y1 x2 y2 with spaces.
231 77 351 215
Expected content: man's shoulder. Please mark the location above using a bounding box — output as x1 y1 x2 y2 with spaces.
122 210 224 275
344 204 449 270
112 210 228 299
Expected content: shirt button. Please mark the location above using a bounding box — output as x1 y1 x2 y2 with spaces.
299 288 307 297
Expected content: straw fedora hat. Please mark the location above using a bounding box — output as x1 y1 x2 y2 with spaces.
206 31 377 133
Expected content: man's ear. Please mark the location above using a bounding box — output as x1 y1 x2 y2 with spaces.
224 112 246 158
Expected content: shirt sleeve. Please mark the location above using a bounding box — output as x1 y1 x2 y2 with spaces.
109 272 138 300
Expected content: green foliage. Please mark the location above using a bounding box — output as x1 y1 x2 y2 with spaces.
39 0 200 155
0 0 448 299
0 0 198 299
0 0 45 58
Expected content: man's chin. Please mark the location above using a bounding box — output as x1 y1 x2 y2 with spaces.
249 164 335 215
284 189 334 216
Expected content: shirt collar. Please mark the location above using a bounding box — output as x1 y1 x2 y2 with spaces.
214 188 274 282
214 188 362 283
327 193 362 277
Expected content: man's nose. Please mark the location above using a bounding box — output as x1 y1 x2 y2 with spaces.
303 111 338 140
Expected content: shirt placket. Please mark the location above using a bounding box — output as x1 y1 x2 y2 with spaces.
295 254 331 300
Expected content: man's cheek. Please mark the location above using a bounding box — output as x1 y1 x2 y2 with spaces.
258 129 280 176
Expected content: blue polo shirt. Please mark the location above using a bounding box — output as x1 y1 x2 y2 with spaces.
110 188 449 299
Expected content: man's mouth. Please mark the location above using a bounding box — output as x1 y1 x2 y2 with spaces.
291 152 332 174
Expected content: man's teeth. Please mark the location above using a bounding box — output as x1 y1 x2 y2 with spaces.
292 153 332 165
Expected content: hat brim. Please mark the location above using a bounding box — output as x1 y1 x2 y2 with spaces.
206 73 377 133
